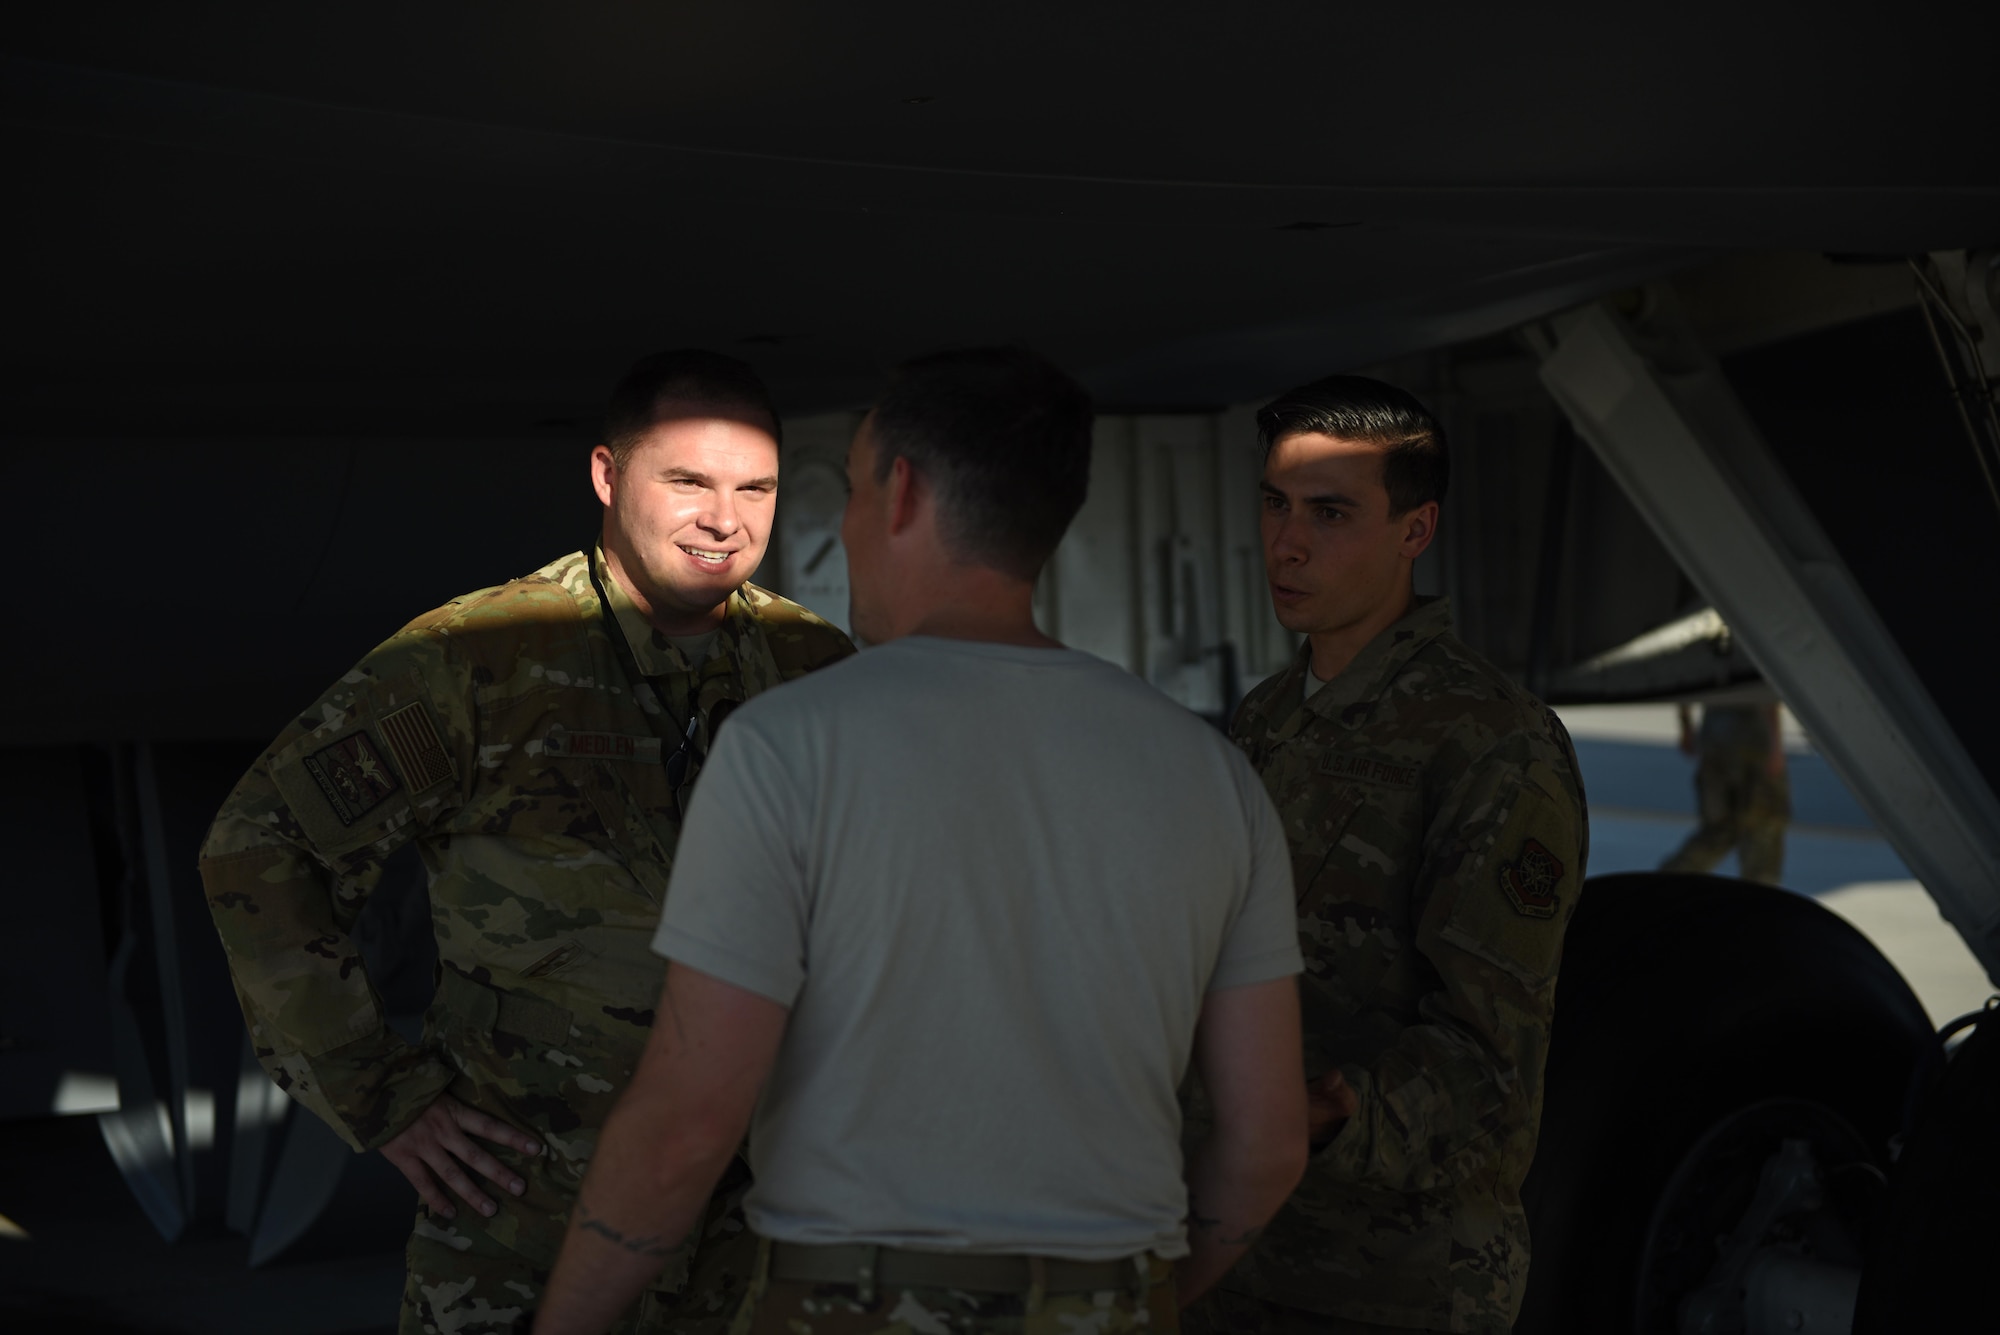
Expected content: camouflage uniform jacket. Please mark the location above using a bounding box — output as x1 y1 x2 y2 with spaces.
199 548 852 1272
1223 597 1587 1334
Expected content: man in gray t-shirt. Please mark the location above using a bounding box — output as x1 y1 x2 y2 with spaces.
535 349 1309 1335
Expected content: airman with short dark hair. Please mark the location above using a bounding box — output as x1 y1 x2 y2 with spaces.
1190 375 1589 1335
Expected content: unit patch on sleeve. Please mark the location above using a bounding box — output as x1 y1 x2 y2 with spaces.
300 731 402 828
1498 837 1564 918
378 700 456 791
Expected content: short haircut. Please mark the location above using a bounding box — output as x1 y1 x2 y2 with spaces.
603 349 781 465
1256 374 1449 513
869 347 1094 581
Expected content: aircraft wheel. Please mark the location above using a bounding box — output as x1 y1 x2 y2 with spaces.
1515 873 1932 1335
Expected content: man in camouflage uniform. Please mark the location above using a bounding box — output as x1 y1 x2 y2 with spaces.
1195 376 1589 1335
199 350 854 1335
1661 699 1789 884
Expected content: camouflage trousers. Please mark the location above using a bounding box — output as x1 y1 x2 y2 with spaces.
400 1205 755 1335
728 1243 1180 1335
1182 1291 1447 1335
1661 752 1789 885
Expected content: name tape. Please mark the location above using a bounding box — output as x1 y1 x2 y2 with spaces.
544 729 663 763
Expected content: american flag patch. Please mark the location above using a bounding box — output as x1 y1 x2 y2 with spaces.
379 701 456 791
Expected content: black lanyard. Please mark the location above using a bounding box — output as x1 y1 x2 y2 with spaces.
585 547 706 797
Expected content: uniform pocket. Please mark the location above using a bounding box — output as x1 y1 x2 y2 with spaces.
433 966 576 1051
1290 787 1367 910
576 762 676 904
1292 784 1425 1023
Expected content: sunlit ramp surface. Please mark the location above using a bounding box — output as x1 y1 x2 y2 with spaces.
1557 701 1995 1028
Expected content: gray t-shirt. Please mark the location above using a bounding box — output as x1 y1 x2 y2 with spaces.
653 636 1300 1259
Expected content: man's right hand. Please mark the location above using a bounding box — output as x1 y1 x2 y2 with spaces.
379 1093 543 1220
1306 1068 1359 1148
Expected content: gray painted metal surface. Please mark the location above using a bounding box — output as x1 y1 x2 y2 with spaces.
1537 292 2000 983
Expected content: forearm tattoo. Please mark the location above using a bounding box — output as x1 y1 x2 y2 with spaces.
1187 1200 1265 1247
577 1202 679 1259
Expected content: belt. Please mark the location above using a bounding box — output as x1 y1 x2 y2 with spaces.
765 1240 1156 1297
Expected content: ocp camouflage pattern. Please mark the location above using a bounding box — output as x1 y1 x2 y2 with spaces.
401 1166 756 1334
1661 704 1788 884
199 547 852 1325
1212 597 1588 1335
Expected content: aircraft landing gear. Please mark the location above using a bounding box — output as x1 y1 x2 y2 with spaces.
1517 873 1932 1335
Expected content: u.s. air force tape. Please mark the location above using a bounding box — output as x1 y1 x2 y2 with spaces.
542 726 663 763
1317 750 1421 790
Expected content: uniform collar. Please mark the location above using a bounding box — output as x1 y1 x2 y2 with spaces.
1272 596 1455 742
591 544 756 682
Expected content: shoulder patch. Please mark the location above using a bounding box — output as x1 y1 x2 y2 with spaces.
379 701 456 791
1318 750 1422 791
1498 837 1564 918
300 731 401 827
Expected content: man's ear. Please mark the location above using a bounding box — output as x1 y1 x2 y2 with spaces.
590 445 618 508
1398 501 1440 560
886 455 921 536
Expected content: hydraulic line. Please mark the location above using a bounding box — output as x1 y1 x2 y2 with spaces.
1909 258 2000 521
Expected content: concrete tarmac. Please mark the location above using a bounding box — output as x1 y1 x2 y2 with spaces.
1558 703 1997 1028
